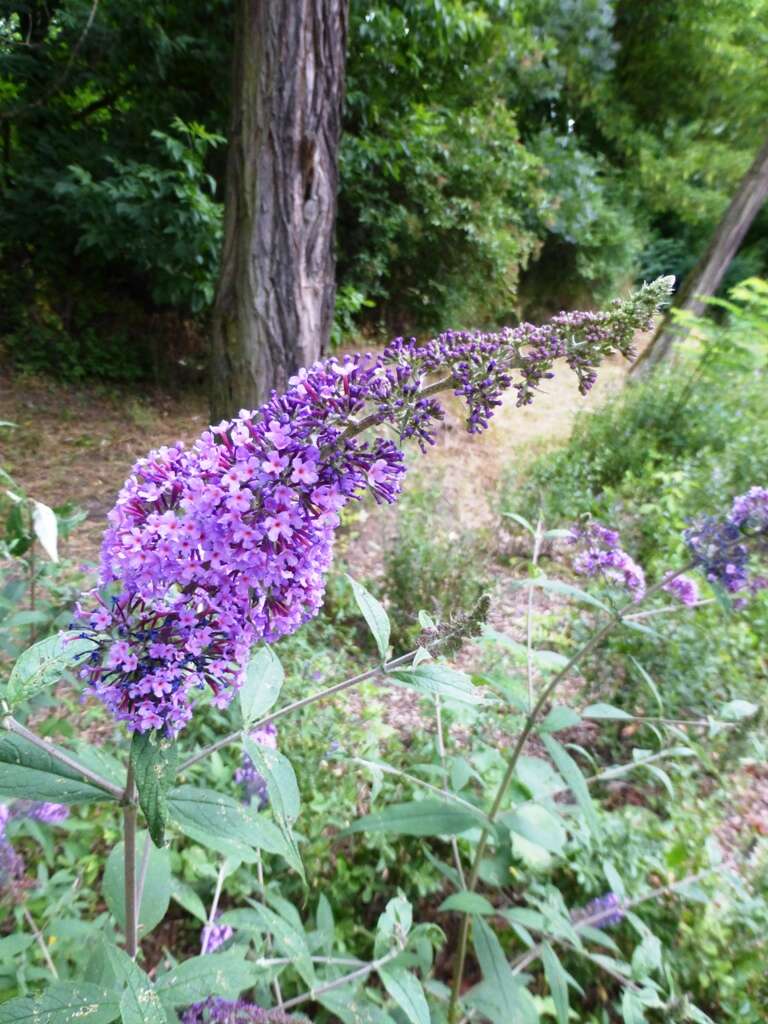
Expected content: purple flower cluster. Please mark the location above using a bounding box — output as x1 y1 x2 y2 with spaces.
200 915 233 955
235 723 277 810
685 486 768 601
181 997 300 1024
662 573 699 607
76 280 672 736
583 891 625 928
568 521 646 600
0 801 68 898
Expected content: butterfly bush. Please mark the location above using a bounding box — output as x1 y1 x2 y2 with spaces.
568 485 768 606
74 279 673 737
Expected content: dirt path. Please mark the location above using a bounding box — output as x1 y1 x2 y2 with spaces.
0 351 631 564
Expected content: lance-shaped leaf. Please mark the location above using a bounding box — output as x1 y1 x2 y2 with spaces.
154 952 253 1007
0 733 111 804
345 799 485 837
99 943 165 1024
541 733 599 834
347 574 390 660
390 663 490 705
7 631 96 708
0 982 120 1024
379 966 430 1024
102 830 170 938
240 646 284 728
130 732 178 847
471 916 538 1023
242 736 300 823
168 785 293 866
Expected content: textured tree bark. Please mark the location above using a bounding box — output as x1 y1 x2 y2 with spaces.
631 133 768 377
210 0 348 420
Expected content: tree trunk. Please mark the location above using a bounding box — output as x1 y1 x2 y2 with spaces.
631 132 768 377
210 0 348 420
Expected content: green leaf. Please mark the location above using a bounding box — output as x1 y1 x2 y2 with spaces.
170 879 208 923
317 893 335 955
154 952 253 1007
582 703 633 721
0 733 110 804
502 511 535 535
240 647 284 728
0 983 120 1023
378 966 430 1024
541 734 599 834
345 799 484 837
516 756 564 800
347 574 390 660
513 576 611 612
540 705 581 732
220 905 314 986
168 785 290 863
542 943 569 1024
390 664 489 705
130 732 178 847
102 830 170 938
482 629 569 672
242 737 299 823
472 916 538 1023
99 943 165 1024
503 803 566 855
439 892 495 915
719 699 759 721
7 631 96 708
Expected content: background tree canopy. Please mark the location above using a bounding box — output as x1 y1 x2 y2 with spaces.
1 0 767 378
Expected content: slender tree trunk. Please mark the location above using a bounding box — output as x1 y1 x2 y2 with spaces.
631 132 768 377
210 0 348 420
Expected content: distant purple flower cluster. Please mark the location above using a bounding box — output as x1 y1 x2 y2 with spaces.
662 573 699 607
568 521 646 600
235 722 277 810
200 915 233 955
181 997 300 1024
685 486 768 602
75 280 672 736
583 891 625 928
0 801 69 898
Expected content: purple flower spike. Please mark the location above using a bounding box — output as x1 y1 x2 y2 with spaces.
76 281 671 736
568 521 646 600
662 573 699 607
584 891 625 929
200 916 234 955
685 486 768 603
181 996 301 1023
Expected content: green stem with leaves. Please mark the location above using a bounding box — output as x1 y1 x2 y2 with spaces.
446 566 693 1022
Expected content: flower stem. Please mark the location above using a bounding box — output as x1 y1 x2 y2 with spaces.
179 647 421 773
22 904 58 979
123 763 138 959
280 949 401 1011
2 715 124 800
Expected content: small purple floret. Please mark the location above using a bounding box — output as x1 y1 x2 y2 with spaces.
200 916 234 955
662 573 699 607
584 891 625 928
569 521 646 600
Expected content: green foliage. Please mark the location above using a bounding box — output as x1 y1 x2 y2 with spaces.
382 485 489 646
52 119 224 313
